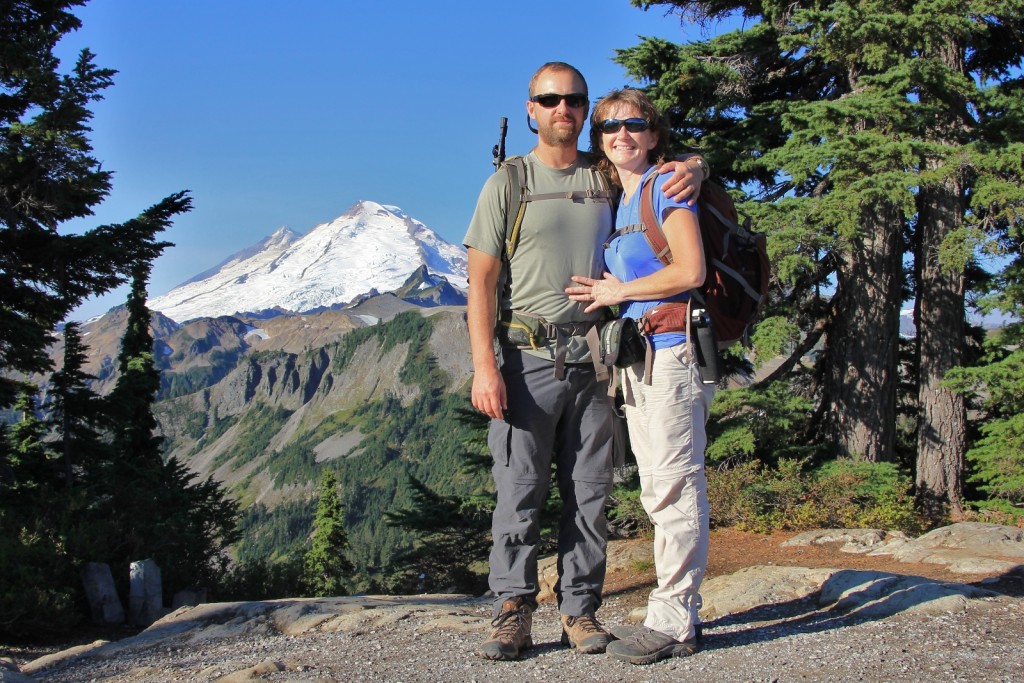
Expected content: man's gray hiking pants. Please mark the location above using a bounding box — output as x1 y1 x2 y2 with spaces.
487 348 614 618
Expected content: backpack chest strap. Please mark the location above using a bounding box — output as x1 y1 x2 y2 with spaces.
521 188 616 203
603 222 646 247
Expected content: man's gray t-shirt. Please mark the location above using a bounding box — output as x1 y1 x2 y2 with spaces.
464 151 613 363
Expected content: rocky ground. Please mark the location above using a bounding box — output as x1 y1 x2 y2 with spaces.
3 525 1023 683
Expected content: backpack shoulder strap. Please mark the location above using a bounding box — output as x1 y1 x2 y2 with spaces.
502 155 615 261
638 172 673 265
502 156 529 262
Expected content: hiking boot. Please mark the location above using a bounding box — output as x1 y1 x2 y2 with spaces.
559 614 612 654
606 625 698 665
477 597 533 660
611 622 703 644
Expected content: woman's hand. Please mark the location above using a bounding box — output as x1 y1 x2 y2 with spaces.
566 272 626 312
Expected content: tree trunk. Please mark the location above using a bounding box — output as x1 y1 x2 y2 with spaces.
914 213 967 516
819 202 903 461
914 38 969 519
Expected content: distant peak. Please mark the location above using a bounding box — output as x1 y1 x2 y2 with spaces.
270 225 298 238
266 226 300 246
344 200 406 220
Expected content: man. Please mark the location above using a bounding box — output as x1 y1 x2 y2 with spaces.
464 62 705 661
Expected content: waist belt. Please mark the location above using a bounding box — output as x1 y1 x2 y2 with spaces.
496 309 608 382
636 301 691 386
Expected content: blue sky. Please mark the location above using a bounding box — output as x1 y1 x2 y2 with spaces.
57 1 735 320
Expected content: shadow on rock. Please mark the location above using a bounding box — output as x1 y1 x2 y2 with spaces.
699 566 1002 651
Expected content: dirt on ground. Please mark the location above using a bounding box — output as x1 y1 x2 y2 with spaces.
599 527 1024 608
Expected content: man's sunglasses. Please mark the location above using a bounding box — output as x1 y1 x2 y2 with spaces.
598 118 651 134
530 93 589 109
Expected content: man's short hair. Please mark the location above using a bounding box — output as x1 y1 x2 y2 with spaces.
529 62 588 97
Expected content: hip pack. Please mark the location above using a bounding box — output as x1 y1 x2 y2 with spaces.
496 309 607 383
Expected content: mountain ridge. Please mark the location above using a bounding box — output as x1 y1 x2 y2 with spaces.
147 201 468 323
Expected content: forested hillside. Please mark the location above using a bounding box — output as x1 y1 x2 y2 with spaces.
152 308 487 588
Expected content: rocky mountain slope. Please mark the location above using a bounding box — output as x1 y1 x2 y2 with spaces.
154 305 473 506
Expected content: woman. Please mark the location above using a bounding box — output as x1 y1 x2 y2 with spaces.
566 88 714 665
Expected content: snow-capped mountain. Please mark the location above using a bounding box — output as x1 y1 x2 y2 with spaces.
148 201 468 323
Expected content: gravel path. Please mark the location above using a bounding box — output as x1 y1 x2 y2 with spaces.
24 588 1023 683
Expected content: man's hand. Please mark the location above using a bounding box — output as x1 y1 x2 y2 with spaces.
471 363 507 420
657 156 707 205
466 247 507 421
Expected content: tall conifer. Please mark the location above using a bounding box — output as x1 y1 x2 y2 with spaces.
304 470 353 597
620 0 1024 514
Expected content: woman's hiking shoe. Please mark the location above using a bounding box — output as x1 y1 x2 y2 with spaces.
477 597 533 660
559 614 612 654
610 622 703 644
606 626 698 665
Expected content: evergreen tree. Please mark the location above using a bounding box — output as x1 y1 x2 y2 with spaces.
0 2 231 635
946 235 1024 515
0 390 78 635
2 390 54 496
108 262 165 463
96 251 169 565
304 470 353 597
153 457 241 592
48 321 109 488
96 262 240 592
619 0 1024 515
384 474 492 594
1 1 185 409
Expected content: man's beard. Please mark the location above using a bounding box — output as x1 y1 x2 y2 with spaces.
539 118 580 147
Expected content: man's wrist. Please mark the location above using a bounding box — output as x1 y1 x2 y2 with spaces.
688 155 710 181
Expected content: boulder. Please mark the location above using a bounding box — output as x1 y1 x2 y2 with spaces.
869 522 1024 574
128 559 164 627
80 562 126 626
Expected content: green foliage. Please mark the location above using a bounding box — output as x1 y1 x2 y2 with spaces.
332 310 433 373
947 341 1024 505
707 457 924 534
617 0 1024 511
218 555 305 602
303 470 353 597
748 316 801 369
211 403 293 470
0 10 231 631
235 500 314 565
209 313 489 585
606 475 652 539
965 498 1024 527
0 37 196 622
203 412 239 446
48 322 110 473
0 523 79 636
147 458 242 592
705 381 820 468
383 474 492 595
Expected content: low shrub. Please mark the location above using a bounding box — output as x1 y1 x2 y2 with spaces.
606 477 651 538
707 457 925 534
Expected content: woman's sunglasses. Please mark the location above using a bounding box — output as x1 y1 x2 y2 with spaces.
530 93 589 109
598 118 651 134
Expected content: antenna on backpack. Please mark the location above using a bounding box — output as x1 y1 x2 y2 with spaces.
492 117 508 172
